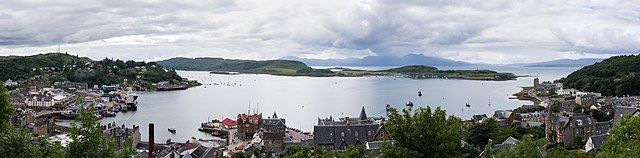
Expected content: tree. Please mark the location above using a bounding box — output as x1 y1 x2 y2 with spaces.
487 136 545 158
118 136 137 158
231 151 255 158
380 143 423 158
0 83 13 131
547 146 589 158
467 118 499 149
279 145 312 158
0 129 37 157
345 145 371 158
598 114 640 157
66 103 116 158
382 106 466 157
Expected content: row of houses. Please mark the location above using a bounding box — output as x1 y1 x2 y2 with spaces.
471 107 546 128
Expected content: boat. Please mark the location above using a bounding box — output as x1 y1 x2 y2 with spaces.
106 112 116 117
406 101 414 108
120 104 128 112
94 114 103 120
61 110 79 119
112 105 120 112
211 130 224 136
168 128 177 133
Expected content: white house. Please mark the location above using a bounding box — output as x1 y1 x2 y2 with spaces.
585 134 609 152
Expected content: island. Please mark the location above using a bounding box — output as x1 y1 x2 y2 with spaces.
157 57 517 81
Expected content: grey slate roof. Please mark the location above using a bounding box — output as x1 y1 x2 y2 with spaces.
502 137 518 145
493 110 512 119
613 106 640 125
314 107 382 149
472 114 488 123
588 134 609 151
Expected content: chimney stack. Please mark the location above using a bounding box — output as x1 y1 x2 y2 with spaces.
148 122 155 158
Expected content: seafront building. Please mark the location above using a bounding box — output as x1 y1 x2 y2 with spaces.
261 112 286 153
313 107 391 150
237 113 262 140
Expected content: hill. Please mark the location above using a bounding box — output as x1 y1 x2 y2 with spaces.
157 57 324 76
510 58 604 67
158 57 516 80
559 55 640 96
281 54 472 66
377 65 516 80
0 53 186 90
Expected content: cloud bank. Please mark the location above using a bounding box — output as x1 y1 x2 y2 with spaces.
0 0 638 63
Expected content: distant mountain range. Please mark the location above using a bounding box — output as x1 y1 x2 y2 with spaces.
281 54 472 66
281 54 604 67
508 58 604 67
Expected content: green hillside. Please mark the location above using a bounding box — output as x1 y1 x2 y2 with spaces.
0 53 184 89
377 65 516 80
158 58 517 80
559 54 640 96
157 57 321 76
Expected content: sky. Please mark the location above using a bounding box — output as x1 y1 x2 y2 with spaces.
0 0 639 64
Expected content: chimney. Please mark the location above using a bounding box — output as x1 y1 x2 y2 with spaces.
148 122 155 158
345 117 350 126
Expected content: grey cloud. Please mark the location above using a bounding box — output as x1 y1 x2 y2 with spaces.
0 0 638 63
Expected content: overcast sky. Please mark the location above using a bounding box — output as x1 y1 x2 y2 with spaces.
0 0 638 63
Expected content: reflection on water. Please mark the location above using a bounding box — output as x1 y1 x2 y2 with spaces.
86 66 578 142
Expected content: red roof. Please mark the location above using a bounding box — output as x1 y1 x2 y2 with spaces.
222 118 238 126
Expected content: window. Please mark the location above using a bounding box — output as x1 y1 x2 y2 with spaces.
341 132 345 137
368 131 372 136
355 131 358 137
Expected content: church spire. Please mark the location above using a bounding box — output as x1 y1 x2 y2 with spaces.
359 106 368 120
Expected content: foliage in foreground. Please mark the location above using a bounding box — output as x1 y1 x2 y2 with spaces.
0 83 137 158
598 114 640 157
382 106 465 157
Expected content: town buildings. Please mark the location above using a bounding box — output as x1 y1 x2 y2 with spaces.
261 112 286 153
313 107 390 150
585 134 609 152
545 108 613 148
237 113 262 140
103 123 142 150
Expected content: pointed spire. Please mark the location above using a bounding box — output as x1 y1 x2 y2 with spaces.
273 111 278 118
359 106 368 120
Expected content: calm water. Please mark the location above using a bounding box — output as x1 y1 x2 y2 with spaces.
93 66 578 142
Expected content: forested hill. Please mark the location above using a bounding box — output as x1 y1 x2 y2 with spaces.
157 57 315 75
559 54 640 96
0 53 183 88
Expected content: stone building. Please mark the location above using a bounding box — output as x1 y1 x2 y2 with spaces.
25 94 55 107
261 112 286 153
102 123 141 150
313 107 390 150
237 113 262 140
545 107 612 148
